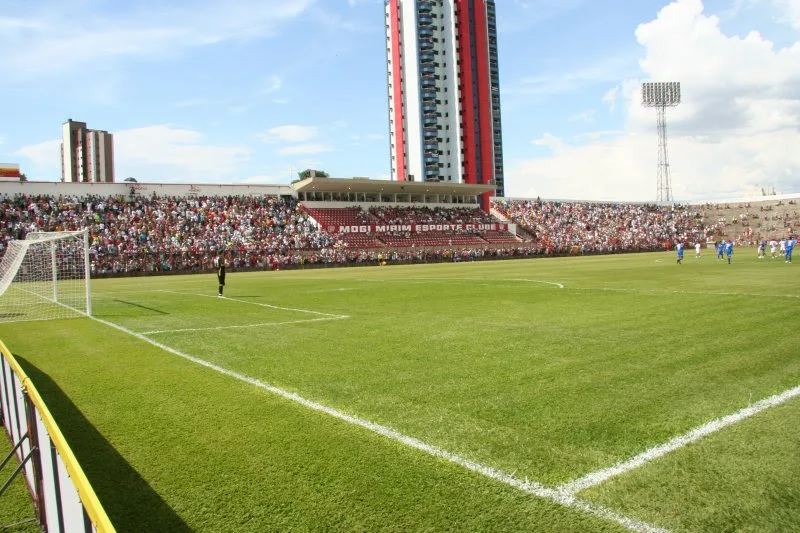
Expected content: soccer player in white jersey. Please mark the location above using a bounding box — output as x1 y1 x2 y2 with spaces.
780 239 786 256
771 240 778 258
695 242 702 259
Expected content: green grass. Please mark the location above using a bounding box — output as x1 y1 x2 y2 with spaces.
1 249 798 532
0 438 38 532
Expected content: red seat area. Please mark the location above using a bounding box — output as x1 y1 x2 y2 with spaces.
481 231 520 244
302 206 379 228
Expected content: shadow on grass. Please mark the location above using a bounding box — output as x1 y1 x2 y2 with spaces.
113 299 170 315
13 355 191 533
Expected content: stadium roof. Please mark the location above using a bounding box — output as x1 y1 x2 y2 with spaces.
292 177 494 196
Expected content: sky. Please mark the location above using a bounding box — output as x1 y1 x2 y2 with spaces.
1 0 799 202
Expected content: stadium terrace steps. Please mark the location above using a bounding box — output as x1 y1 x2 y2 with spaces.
301 205 519 249
691 199 800 241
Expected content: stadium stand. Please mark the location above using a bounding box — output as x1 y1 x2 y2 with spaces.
301 205 519 249
1 192 795 276
493 199 718 253
690 199 800 243
301 206 386 248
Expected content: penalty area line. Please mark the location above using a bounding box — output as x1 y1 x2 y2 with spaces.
558 383 800 495
89 314 667 533
139 316 349 335
157 290 346 318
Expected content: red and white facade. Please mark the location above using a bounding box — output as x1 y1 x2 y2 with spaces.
385 0 504 208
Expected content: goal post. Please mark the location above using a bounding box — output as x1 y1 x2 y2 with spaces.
0 229 92 323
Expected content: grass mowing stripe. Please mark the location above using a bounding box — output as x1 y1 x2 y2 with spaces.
157 291 348 317
570 287 800 299
558 383 800 495
348 277 565 288
88 313 668 533
139 316 349 335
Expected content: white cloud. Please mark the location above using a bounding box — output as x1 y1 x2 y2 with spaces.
532 133 567 152
277 143 334 155
258 125 319 143
240 174 281 184
14 139 62 180
114 125 251 181
174 97 229 108
506 55 636 99
257 124 336 156
507 0 800 201
568 110 595 123
0 17 43 31
0 0 315 83
498 0 586 33
15 125 252 183
772 0 800 28
602 86 620 111
261 75 283 95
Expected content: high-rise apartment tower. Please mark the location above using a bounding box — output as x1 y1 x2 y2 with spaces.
385 0 504 206
61 119 115 183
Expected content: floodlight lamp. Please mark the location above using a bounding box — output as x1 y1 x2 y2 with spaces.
641 81 681 107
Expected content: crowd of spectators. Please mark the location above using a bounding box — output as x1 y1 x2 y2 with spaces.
369 205 497 226
492 199 719 254
0 192 743 277
1 194 337 275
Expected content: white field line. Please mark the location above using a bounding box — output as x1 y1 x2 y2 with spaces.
157 290 348 318
354 277 565 289
571 287 800 299
139 316 349 335
88 313 667 533
558 383 800 495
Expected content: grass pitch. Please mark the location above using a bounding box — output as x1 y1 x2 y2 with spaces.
1 249 798 532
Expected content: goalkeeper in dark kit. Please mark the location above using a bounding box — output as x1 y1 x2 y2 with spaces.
215 252 227 297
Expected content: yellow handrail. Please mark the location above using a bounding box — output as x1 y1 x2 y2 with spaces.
0 339 115 533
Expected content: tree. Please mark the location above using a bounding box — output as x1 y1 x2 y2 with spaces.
297 169 329 180
19 173 27 182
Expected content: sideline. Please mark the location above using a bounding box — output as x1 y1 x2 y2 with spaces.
558 384 800 495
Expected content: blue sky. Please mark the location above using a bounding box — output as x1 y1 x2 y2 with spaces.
1 0 799 201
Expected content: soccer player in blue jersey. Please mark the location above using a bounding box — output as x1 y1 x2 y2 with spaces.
717 241 725 260
725 240 734 264
676 242 684 264
786 236 795 263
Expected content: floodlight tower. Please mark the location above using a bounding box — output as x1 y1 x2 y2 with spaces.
641 82 681 203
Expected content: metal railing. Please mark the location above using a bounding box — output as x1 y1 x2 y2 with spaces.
0 340 114 532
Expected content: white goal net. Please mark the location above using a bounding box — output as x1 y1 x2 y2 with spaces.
0 230 92 323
